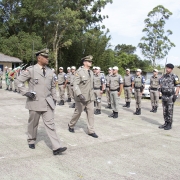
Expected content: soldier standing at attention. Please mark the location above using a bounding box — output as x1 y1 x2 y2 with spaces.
92 66 96 75
58 67 67 105
105 67 112 109
132 69 145 115
93 67 105 115
69 66 76 108
68 55 98 138
159 63 180 130
66 67 72 102
123 69 133 108
0 68 3 89
16 48 67 155
108 66 123 119
149 69 161 113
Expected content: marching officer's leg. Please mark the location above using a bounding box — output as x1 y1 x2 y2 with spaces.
27 111 41 145
68 101 85 131
42 105 61 150
86 101 95 134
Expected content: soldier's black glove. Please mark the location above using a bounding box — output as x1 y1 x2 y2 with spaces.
53 99 56 106
172 95 177 103
24 92 35 99
78 94 86 103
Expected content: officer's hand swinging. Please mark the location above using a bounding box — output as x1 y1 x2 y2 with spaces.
78 94 86 103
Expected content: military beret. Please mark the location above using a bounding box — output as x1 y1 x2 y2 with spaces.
166 63 174 69
35 48 49 57
81 55 93 62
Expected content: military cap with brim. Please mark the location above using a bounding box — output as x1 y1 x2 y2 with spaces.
35 48 49 57
81 55 93 62
166 63 174 69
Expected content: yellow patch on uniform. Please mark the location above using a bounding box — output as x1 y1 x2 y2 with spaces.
75 73 79 76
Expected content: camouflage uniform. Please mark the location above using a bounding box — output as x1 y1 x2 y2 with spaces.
160 73 180 126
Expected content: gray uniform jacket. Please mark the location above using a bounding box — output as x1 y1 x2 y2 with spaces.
73 67 94 102
16 64 57 111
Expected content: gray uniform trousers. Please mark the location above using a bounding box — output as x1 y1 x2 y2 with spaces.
124 87 132 102
28 105 61 150
110 91 119 112
150 90 159 107
94 89 102 110
9 79 13 89
162 96 174 123
134 89 142 108
106 87 110 104
69 101 95 134
58 85 65 101
67 84 72 98
71 86 75 103
0 77 2 87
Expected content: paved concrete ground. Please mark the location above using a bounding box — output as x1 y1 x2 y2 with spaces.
0 83 180 180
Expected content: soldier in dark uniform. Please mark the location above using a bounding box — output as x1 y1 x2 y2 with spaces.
159 63 180 130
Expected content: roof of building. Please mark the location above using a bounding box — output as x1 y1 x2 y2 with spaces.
0 53 22 63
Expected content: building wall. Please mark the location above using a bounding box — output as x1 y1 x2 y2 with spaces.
0 62 12 71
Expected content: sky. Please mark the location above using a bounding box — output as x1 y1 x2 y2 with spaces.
101 0 180 66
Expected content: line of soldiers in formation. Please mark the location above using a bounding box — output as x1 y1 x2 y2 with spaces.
1 48 179 155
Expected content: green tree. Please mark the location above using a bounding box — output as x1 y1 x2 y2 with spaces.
114 44 136 55
138 5 175 66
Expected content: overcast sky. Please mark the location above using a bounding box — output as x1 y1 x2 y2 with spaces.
101 0 180 66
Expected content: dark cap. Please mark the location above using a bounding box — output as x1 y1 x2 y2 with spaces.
166 63 174 69
35 48 49 57
81 55 93 62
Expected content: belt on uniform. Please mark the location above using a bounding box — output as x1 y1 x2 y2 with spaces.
135 87 141 89
67 82 70 84
110 89 118 91
150 88 158 91
71 85 73 87
58 83 64 85
124 85 131 87
94 88 100 90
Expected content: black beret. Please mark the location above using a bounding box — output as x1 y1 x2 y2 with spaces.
166 63 174 69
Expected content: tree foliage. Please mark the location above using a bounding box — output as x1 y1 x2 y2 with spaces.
138 5 175 66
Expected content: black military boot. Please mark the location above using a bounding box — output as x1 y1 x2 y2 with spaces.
95 109 101 115
127 102 130 108
69 103 75 108
5 88 8 90
123 102 128 107
106 104 111 109
113 112 118 119
164 122 172 130
159 122 168 129
138 108 141 115
13 89 17 93
59 100 64 105
153 106 157 113
134 108 138 115
9 88 12 91
150 106 154 112
0 86 2 89
108 111 115 118
94 109 98 115
67 98 71 102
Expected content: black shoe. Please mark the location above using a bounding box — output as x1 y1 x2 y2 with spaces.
159 122 168 129
164 122 172 130
113 112 118 118
13 89 17 93
106 104 111 109
94 109 98 115
134 108 141 115
29 144 35 149
108 111 114 118
88 133 98 138
123 102 128 107
134 108 138 115
0 86 2 89
59 100 64 105
5 88 8 90
150 106 154 112
95 109 101 115
94 102 96 107
9 88 12 91
127 102 130 108
69 103 75 108
68 124 75 133
67 98 71 102
53 147 67 155
153 106 157 113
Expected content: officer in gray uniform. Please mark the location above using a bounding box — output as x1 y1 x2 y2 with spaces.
105 67 112 109
69 66 76 108
132 69 145 115
16 48 67 155
0 68 3 89
159 63 180 130
93 67 105 115
149 69 160 113
66 67 72 102
108 66 123 118
123 68 133 108
68 55 98 138
58 67 67 105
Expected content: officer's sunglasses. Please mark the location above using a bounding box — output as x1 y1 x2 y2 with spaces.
85 60 92 63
